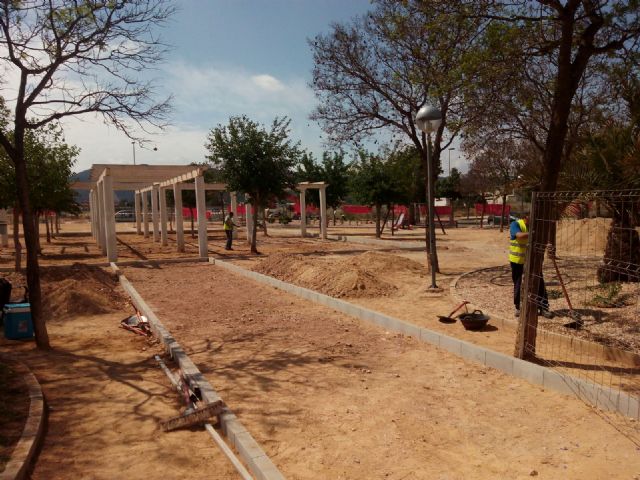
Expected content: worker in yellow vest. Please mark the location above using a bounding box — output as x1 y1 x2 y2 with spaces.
510 214 553 319
223 212 237 251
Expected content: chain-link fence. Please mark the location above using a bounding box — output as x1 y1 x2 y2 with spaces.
515 190 640 424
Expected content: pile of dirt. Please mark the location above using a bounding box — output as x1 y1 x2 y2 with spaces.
253 251 425 298
555 218 611 256
39 264 127 319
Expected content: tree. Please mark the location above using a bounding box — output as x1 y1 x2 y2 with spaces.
349 150 405 238
464 138 525 231
0 1 173 349
310 0 487 272
436 168 462 202
205 116 302 253
0 120 80 269
319 152 351 224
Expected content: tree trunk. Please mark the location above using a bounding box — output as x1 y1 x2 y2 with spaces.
55 213 60 235
375 204 382 238
262 208 268 236
45 214 51 243
13 142 50 349
499 194 507 233
251 203 259 254
13 206 22 272
391 204 395 237
34 214 42 254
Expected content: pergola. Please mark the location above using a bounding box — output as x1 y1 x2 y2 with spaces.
72 166 329 262
297 181 328 239
73 164 233 262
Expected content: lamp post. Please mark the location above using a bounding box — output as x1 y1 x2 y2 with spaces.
132 141 158 165
448 147 455 176
416 105 442 290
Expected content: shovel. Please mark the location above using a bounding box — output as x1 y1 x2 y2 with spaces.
437 300 470 323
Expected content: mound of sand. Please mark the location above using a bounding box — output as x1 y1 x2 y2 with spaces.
39 264 127 318
253 251 425 298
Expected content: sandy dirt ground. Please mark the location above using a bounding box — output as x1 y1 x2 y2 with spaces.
0 266 238 479
124 261 640 480
2 219 640 478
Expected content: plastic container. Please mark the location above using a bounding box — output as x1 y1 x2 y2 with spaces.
3 303 34 340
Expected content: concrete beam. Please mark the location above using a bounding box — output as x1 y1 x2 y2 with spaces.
142 191 150 238
151 185 160 242
173 183 185 252
195 175 208 257
102 175 118 262
134 192 142 235
159 187 168 246
300 190 306 238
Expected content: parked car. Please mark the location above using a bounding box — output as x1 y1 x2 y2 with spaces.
115 210 135 222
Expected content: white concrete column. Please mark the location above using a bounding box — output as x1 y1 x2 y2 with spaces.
88 191 95 239
96 181 106 253
142 191 149 238
151 184 160 242
134 191 142 235
300 190 307 237
173 183 184 252
230 192 238 239
102 174 118 262
159 187 168 246
195 175 208 257
319 187 328 240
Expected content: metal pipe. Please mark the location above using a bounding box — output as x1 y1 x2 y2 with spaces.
154 355 253 480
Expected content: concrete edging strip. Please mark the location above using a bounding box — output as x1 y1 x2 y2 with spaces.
212 258 639 420
327 233 423 249
110 263 285 480
0 355 46 480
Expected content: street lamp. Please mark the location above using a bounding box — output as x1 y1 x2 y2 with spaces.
448 147 455 176
132 141 158 165
415 105 442 290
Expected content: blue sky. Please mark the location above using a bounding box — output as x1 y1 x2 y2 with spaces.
61 0 463 173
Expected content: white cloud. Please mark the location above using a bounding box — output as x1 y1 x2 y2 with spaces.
251 74 285 92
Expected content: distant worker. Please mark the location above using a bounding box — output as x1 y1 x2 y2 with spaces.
223 212 237 251
509 214 553 319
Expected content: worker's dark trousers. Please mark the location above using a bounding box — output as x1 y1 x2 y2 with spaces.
511 262 549 311
225 230 233 249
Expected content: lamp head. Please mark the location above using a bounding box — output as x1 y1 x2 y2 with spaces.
415 105 442 134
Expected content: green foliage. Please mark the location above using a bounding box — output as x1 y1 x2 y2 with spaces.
587 282 631 308
296 151 350 210
436 168 462 200
349 150 405 207
205 116 302 208
0 123 80 215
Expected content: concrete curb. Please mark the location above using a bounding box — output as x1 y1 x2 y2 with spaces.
110 263 286 480
212 258 639 420
0 355 46 480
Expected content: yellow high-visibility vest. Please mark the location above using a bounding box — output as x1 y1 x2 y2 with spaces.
509 219 528 264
